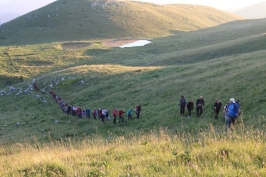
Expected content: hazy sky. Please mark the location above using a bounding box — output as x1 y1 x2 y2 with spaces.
0 0 265 13
139 0 266 11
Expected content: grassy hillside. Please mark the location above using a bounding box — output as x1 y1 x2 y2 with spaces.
0 18 265 144
0 0 240 45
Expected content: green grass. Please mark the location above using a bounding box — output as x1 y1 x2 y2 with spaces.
1 126 266 176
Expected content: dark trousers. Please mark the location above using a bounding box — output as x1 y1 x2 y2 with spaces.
180 106 185 114
67 109 71 115
196 106 203 116
187 109 192 116
136 112 140 119
214 110 220 119
113 116 117 124
72 111 76 116
228 116 237 128
101 116 105 122
119 116 124 123
128 114 132 120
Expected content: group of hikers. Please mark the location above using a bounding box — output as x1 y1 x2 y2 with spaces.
49 91 142 124
179 96 241 129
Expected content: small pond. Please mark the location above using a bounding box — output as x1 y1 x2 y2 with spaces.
119 40 151 48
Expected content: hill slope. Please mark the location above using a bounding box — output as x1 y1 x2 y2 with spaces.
0 18 265 143
235 1 266 19
0 0 241 45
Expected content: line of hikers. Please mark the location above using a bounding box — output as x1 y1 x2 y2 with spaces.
179 96 241 129
49 91 141 124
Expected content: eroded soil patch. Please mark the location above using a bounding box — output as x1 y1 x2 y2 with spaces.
62 43 91 50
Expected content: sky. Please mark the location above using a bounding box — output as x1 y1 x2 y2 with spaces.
0 0 265 14
139 0 266 11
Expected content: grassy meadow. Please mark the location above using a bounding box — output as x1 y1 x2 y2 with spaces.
0 0 266 175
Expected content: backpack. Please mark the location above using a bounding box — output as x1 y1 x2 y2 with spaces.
127 109 131 115
234 103 240 113
180 98 186 106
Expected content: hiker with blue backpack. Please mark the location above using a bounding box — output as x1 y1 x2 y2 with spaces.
225 98 240 129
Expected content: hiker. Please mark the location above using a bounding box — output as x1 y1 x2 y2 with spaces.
33 79 39 91
127 108 133 120
186 100 194 118
50 91 56 99
106 110 110 121
93 109 97 119
82 109 86 117
179 96 186 115
55 95 61 103
226 98 240 128
112 108 118 124
76 107 82 119
223 102 230 127
119 109 125 123
135 105 141 119
72 105 77 116
213 99 222 119
98 108 102 120
196 96 205 117
67 105 71 115
102 108 107 122
63 104 68 114
86 108 91 118
59 99 65 113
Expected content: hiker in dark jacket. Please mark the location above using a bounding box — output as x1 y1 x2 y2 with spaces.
135 105 141 119
112 108 118 124
86 108 91 118
213 99 222 119
186 100 194 118
196 96 205 117
179 96 186 115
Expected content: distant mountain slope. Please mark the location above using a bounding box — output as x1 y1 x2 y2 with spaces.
0 0 241 45
235 1 266 19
